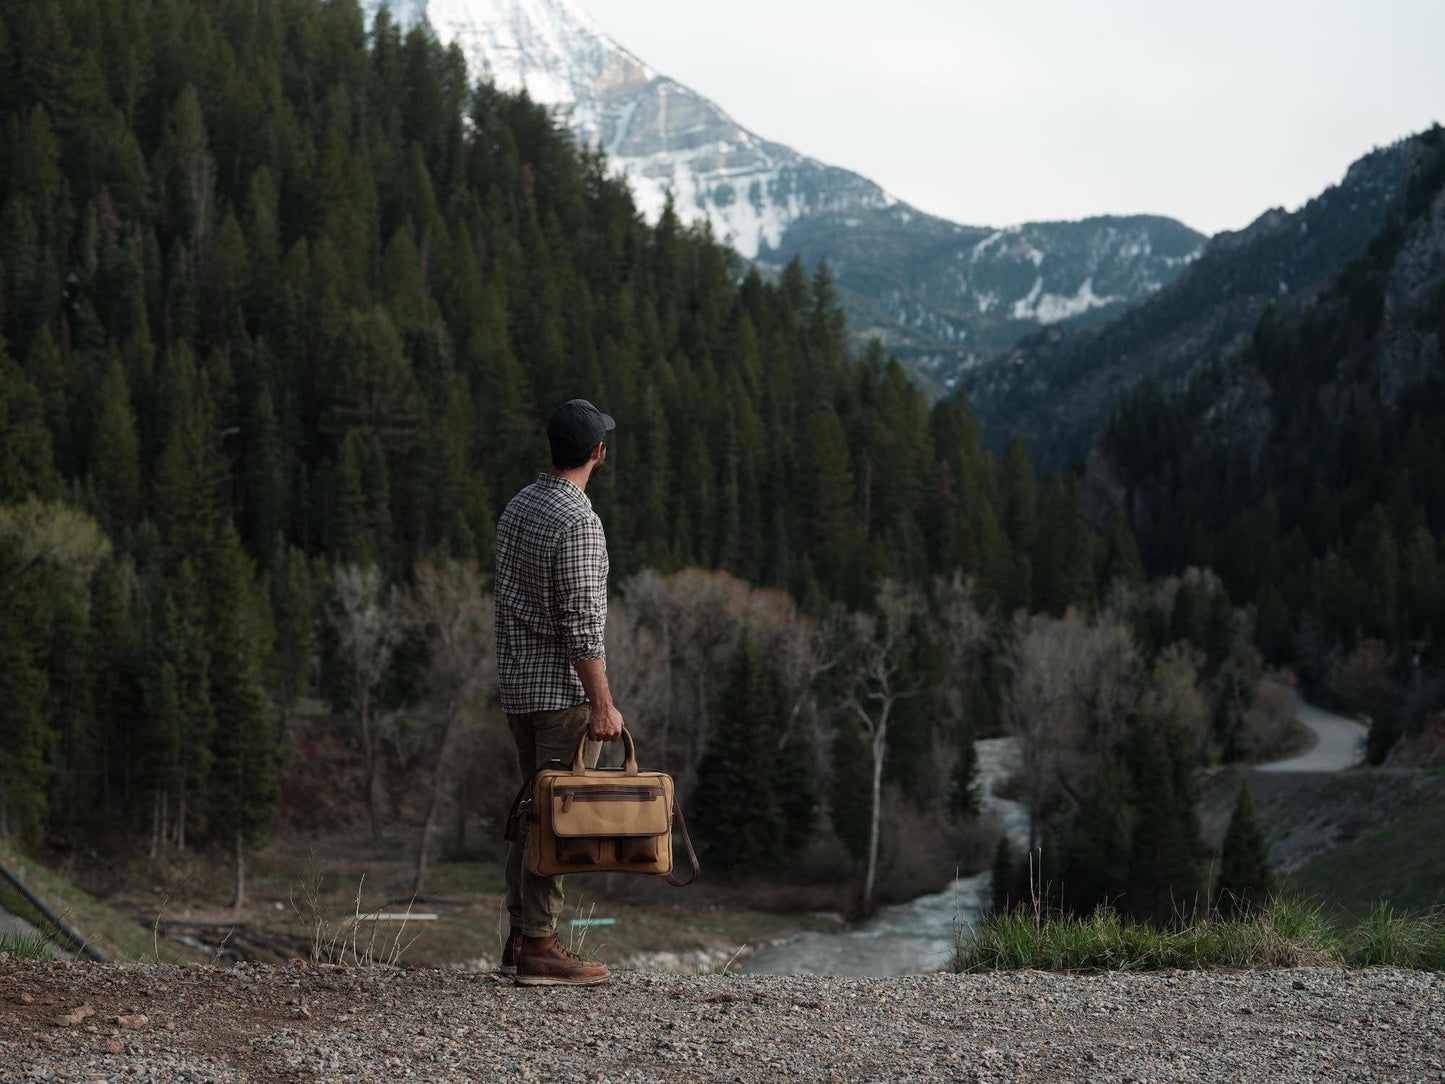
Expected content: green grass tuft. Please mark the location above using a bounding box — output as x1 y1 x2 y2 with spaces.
955 895 1445 974
1344 902 1445 970
0 925 56 961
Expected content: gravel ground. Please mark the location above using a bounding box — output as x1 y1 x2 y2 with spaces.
1 958 1441 1082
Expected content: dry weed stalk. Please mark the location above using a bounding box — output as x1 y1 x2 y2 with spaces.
565 899 598 960
719 944 747 977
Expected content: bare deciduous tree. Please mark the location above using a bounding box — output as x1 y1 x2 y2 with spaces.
1141 642 1211 753
836 580 922 914
406 559 496 891
604 597 670 762
0 500 111 598
329 564 402 844
1005 608 1141 846
614 569 817 787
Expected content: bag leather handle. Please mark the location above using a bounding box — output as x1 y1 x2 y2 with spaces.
571 724 639 775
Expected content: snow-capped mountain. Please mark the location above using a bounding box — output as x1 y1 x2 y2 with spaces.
402 0 887 257
367 0 1205 392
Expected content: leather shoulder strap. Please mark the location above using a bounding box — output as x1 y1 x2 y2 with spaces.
503 758 569 841
665 801 701 887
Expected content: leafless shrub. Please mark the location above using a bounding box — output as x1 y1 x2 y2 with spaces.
1005 608 1141 843
328 565 404 844
1234 678 1298 762
404 560 498 891
610 569 818 787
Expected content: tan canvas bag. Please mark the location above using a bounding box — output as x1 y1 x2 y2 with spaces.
520 728 699 885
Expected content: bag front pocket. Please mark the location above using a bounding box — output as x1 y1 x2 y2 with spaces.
617 836 660 865
551 783 669 838
555 836 602 865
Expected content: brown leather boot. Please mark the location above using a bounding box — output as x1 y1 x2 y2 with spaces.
514 935 610 986
497 929 522 976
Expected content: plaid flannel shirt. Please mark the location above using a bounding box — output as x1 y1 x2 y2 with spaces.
494 473 609 715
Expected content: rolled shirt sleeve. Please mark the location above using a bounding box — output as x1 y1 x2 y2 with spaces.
552 512 609 662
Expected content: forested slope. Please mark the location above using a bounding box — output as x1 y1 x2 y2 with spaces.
963 134 1432 467
0 0 1123 884
1101 127 1445 760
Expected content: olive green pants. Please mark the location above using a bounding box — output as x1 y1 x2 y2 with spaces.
505 704 601 938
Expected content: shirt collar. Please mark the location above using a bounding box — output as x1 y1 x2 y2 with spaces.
536 472 592 509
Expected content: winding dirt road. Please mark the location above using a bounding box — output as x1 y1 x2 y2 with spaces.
1258 699 1368 773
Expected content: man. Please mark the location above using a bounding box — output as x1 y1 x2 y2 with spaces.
494 398 623 987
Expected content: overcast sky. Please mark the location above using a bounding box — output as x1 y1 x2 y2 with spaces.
583 0 1443 236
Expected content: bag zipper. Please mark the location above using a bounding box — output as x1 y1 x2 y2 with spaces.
557 785 663 813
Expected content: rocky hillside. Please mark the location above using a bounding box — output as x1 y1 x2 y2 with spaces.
963 133 1434 465
365 0 1204 393
770 210 1202 395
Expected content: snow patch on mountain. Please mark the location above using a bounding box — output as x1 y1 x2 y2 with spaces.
1011 276 1122 323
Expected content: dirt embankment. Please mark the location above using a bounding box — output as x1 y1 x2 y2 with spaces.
1 959 1442 1082
1197 767 1445 874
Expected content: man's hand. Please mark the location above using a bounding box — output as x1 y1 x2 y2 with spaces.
574 656 623 741
589 701 624 742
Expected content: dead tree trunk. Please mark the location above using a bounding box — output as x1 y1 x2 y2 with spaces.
412 710 458 894
231 830 245 911
359 689 381 845
860 704 891 915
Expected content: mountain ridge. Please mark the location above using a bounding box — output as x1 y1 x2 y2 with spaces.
962 133 1433 466
365 0 1205 390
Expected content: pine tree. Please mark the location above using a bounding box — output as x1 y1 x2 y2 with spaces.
89 558 143 826
267 538 315 747
329 430 371 564
0 352 60 502
1215 783 1273 917
803 407 860 602
43 589 95 839
244 387 286 559
1123 719 1200 924
0 576 52 844
140 579 186 858
949 729 981 819
999 436 1037 613
203 525 277 908
170 560 215 850
690 637 790 874
1099 508 1145 591
1059 757 1132 915
155 86 215 271
1402 526 1441 639
23 326 71 478
90 352 141 535
153 347 227 562
1254 583 1292 664
775 728 818 857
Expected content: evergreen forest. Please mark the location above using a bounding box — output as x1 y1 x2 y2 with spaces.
0 0 1437 922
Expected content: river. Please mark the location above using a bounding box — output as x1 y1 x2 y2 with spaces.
743 736 1030 977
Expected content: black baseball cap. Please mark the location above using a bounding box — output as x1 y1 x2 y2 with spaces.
547 398 616 461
